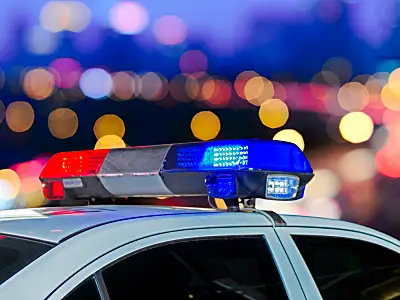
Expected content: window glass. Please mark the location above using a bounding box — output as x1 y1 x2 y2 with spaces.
0 235 53 285
103 236 288 300
63 278 100 300
293 235 400 300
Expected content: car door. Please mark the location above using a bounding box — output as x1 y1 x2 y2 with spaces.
49 227 306 300
275 227 400 300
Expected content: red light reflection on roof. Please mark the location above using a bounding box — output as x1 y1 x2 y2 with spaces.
45 210 85 216
0 236 6 240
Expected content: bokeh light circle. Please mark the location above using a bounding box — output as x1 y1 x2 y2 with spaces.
94 114 125 139
388 67 400 97
0 169 20 200
153 15 188 45
339 112 374 143
109 1 149 34
95 135 126 150
111 72 135 101
79 68 113 99
338 148 376 183
48 108 78 139
191 111 220 141
381 83 400 111
23 68 55 100
6 101 35 133
40 1 69 33
273 129 305 151
234 71 259 100
140 72 167 101
244 76 274 106
337 82 369 111
258 98 289 128
50 58 82 89
304 169 341 199
179 50 208 74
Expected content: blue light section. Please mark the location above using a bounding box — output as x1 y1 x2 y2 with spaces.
205 174 237 199
171 140 312 173
266 175 299 200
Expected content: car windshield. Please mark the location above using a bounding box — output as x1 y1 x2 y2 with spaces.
0 235 53 285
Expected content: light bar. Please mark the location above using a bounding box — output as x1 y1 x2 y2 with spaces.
40 139 314 201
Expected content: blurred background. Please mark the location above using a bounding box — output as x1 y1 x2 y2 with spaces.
0 0 399 238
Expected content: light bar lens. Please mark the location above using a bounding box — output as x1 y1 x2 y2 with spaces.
266 175 299 200
40 150 109 179
205 174 237 199
42 181 64 200
165 140 312 173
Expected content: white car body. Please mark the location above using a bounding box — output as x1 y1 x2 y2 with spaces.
0 205 398 300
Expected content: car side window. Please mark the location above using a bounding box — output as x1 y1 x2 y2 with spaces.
102 236 288 300
292 235 400 300
63 277 100 300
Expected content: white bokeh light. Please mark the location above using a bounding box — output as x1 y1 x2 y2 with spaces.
79 68 113 99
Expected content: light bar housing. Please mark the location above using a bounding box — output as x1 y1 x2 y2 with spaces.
39 139 314 201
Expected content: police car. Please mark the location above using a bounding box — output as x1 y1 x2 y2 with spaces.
0 139 399 300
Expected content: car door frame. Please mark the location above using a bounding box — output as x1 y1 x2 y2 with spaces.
48 226 306 300
275 226 400 300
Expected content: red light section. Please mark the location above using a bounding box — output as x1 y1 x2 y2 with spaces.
40 149 109 179
42 181 64 200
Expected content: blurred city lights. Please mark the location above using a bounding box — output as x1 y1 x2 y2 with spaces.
24 26 58 55
109 1 149 35
206 79 231 107
50 58 82 89
256 199 303 215
273 129 305 151
40 1 70 33
170 74 191 102
190 111 220 141
339 112 374 143
258 98 289 129
0 169 20 210
111 72 136 101
303 197 342 219
5 101 35 133
0 169 20 199
94 135 126 150
322 57 352 84
93 114 125 140
304 169 341 199
234 71 259 100
23 68 55 100
381 83 400 111
48 108 78 139
140 72 167 101
0 100 5 124
365 76 385 109
79 68 113 99
370 125 389 151
337 82 369 111
272 81 287 101
185 75 201 100
65 1 92 33
153 15 188 46
40 1 91 33
244 76 274 106
179 50 208 74
338 148 376 183
388 67 400 97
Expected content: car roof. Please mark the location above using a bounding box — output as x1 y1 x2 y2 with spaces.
0 205 395 245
